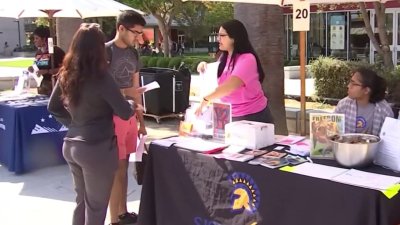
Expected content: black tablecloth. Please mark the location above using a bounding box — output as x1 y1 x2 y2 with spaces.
138 143 400 225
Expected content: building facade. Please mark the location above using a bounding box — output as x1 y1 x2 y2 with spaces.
284 1 400 65
0 18 27 56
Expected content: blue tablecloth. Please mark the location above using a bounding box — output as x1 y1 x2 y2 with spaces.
0 96 66 174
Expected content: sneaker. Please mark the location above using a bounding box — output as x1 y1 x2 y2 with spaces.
118 212 138 225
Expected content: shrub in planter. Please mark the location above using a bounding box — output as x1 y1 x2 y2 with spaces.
205 57 217 63
156 57 170 68
168 57 183 69
182 58 194 71
147 57 159 67
385 66 400 106
140 56 151 68
310 56 351 99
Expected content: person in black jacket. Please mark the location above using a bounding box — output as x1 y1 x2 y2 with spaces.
48 23 137 225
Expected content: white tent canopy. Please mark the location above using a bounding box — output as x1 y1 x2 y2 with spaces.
184 0 388 5
0 0 143 19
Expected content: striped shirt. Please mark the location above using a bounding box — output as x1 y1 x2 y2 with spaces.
334 97 394 136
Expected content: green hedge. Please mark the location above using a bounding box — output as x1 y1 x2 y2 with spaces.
168 57 183 69
384 65 400 104
147 57 159 67
139 56 215 73
140 56 151 68
310 56 400 103
182 58 194 67
156 58 170 68
310 56 351 99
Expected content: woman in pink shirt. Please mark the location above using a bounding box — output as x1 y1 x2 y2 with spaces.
196 19 273 123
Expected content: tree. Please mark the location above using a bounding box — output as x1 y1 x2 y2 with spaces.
123 0 182 57
175 2 233 50
175 2 209 49
204 2 234 28
235 4 288 135
317 2 394 69
34 18 49 27
359 2 393 70
84 17 116 41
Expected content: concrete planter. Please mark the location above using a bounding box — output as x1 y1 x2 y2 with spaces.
284 65 313 79
12 51 36 57
0 77 16 91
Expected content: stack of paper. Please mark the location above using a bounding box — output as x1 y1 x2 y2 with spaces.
275 135 311 156
213 152 254 162
174 137 228 154
331 169 400 191
375 117 400 172
287 139 311 157
276 135 306 145
152 136 228 154
291 163 348 180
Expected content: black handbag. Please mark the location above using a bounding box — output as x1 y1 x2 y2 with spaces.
133 147 148 185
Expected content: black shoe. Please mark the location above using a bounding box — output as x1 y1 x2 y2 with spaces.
118 212 138 225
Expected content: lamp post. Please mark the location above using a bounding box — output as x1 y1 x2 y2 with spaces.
208 32 218 56
14 20 22 49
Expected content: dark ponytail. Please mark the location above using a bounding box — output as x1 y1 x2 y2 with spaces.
355 67 387 103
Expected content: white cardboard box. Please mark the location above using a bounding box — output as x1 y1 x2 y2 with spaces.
225 120 275 149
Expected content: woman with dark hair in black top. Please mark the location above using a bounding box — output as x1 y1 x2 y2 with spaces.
48 23 136 225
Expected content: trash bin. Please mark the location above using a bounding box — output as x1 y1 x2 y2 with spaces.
140 67 191 116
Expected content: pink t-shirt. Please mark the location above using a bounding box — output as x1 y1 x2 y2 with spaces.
218 53 267 117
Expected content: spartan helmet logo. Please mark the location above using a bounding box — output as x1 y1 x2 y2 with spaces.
229 172 260 214
232 187 253 211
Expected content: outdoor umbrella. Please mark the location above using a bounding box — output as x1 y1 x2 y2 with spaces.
184 0 387 135
0 0 143 77
0 0 144 42
0 0 143 19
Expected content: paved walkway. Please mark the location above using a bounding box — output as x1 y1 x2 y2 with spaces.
0 117 179 225
0 164 141 225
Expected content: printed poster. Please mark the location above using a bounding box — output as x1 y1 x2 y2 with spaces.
310 113 345 159
330 15 345 50
212 102 232 141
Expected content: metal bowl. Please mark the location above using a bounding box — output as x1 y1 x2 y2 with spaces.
329 133 381 168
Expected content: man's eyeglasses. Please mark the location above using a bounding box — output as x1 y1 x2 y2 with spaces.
124 26 143 35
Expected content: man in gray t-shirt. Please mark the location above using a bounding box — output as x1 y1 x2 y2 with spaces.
106 11 146 225
106 41 141 88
